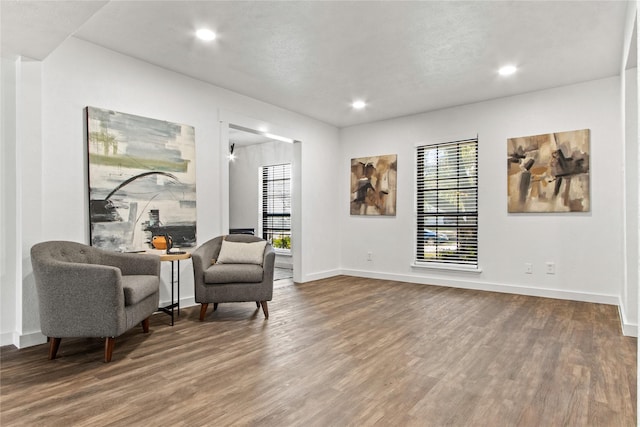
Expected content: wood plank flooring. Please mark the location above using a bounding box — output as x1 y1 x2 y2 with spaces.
1 276 636 426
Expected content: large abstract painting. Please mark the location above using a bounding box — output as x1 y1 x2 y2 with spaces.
87 107 197 252
350 154 397 216
507 129 590 213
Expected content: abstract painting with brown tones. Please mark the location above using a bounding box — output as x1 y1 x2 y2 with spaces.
507 129 590 213
350 154 397 215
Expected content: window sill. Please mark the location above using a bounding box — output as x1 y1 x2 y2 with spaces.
274 249 291 256
411 262 482 273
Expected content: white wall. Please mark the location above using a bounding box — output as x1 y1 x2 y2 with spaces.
0 57 45 347
1 57 18 345
19 60 44 344
624 66 638 336
620 0 639 339
1 37 340 346
620 4 640 419
339 77 629 325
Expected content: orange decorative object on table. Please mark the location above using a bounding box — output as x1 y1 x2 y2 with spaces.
152 235 169 250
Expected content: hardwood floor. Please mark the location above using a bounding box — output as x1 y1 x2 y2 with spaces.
1 276 636 426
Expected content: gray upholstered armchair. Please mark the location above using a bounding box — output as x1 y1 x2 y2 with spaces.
192 234 275 320
30 241 160 362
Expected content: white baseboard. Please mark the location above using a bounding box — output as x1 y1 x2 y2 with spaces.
618 298 639 337
0 331 47 349
340 268 620 305
15 331 47 349
621 321 638 337
300 269 342 283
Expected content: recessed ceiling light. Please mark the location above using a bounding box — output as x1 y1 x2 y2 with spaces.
498 65 517 76
196 28 216 41
352 100 366 110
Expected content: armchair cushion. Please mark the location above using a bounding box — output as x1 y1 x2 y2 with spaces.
121 275 160 306
216 239 267 265
204 264 264 283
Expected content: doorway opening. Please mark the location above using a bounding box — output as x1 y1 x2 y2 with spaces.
226 123 298 285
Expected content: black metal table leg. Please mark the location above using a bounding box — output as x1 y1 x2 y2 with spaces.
157 252 190 326
170 260 175 325
177 260 181 316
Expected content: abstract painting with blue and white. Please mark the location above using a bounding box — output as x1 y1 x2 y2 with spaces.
87 106 197 252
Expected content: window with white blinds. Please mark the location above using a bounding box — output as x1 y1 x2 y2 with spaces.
260 163 291 252
416 138 478 268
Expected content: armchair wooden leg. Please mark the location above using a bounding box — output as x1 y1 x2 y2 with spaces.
260 301 269 319
256 301 260 308
48 337 61 360
213 303 218 311
199 303 209 321
141 317 150 333
104 337 115 363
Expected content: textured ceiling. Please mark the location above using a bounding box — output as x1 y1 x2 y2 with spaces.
0 0 107 61
0 1 629 127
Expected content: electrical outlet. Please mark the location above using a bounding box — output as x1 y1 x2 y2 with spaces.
525 263 533 274
546 262 555 275
367 251 373 261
